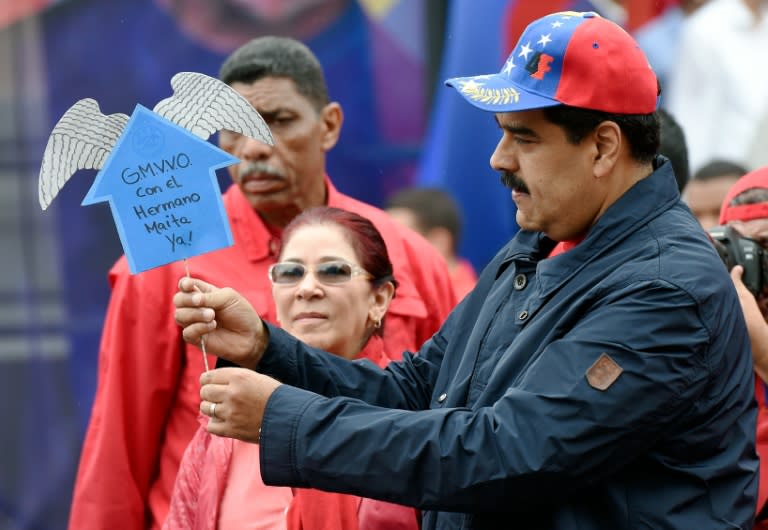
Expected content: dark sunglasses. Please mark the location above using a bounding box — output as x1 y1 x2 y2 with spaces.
268 261 372 285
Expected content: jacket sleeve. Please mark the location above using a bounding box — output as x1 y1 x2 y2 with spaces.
259 280 731 512
68 260 182 529
259 321 449 411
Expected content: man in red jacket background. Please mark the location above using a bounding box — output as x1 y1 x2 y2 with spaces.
717 165 768 528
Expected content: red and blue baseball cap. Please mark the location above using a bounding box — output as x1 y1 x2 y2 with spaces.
446 11 658 115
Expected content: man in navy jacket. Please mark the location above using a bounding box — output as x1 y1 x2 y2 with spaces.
175 11 758 529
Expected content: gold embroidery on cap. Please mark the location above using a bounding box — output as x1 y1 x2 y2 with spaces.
459 80 520 105
586 353 623 391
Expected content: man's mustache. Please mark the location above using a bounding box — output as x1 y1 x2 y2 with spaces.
240 161 284 179
500 171 529 193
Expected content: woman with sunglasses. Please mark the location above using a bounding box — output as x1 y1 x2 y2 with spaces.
165 206 419 530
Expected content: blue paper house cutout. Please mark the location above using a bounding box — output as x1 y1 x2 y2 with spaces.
82 104 237 273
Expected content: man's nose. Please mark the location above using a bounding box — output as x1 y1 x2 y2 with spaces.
489 135 518 173
239 135 274 160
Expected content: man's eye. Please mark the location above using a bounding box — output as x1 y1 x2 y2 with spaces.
270 115 293 126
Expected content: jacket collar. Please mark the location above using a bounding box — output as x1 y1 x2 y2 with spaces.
500 156 679 294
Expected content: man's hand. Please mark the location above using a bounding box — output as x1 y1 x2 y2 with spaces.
199 367 282 442
174 277 269 370
731 265 768 383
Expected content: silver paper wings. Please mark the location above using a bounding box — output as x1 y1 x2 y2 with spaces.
38 71 273 210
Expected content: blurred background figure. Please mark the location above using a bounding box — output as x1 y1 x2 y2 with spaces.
748 108 768 171
683 159 748 230
385 187 477 301
667 0 768 173
717 166 768 527
658 107 691 193
633 0 709 95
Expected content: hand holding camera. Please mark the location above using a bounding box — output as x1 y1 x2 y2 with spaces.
708 224 768 298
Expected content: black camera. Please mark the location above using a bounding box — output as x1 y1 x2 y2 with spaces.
707 224 768 297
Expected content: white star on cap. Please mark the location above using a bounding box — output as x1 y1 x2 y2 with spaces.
538 34 552 47
551 21 563 28
502 58 516 76
518 42 532 60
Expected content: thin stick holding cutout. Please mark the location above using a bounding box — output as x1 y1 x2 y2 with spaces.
184 258 210 373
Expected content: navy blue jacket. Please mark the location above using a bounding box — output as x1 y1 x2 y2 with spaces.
257 159 758 529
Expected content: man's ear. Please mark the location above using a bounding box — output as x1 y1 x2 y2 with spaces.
320 102 343 152
593 121 621 178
